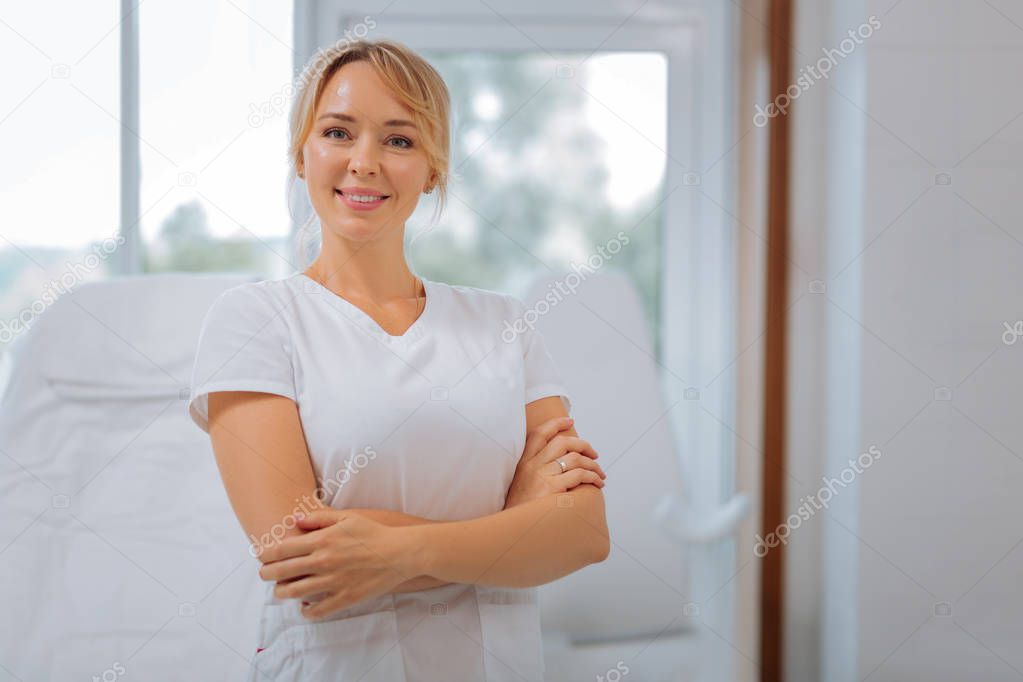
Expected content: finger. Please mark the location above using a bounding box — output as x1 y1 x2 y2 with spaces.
294 591 330 607
301 591 330 607
540 435 598 462
522 417 574 462
294 509 343 530
255 535 315 564
548 452 606 479
274 574 334 601
566 451 605 476
301 590 353 620
554 469 605 491
257 532 320 565
257 517 337 560
259 555 318 582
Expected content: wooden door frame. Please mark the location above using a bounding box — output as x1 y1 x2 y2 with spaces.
760 0 793 680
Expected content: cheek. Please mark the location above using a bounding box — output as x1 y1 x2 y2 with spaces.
391 159 431 188
306 140 339 169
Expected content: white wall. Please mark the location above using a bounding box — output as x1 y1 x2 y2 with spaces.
853 1 1023 680
786 0 1023 679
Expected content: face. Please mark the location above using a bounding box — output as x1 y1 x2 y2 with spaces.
299 60 434 242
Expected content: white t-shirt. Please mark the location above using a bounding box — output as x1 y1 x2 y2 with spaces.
187 272 571 682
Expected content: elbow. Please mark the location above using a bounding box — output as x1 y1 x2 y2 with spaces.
573 484 610 564
597 534 610 562
588 539 610 565
589 529 610 564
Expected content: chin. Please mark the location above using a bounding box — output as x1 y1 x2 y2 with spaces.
328 217 395 241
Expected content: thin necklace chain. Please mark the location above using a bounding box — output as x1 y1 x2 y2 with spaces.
308 266 423 320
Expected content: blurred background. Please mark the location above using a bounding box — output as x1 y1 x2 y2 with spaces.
2 0 1022 681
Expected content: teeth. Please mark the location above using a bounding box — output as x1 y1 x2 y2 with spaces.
340 191 386 203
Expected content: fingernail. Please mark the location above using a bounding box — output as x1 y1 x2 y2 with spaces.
295 512 305 520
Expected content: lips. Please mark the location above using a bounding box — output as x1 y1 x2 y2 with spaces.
335 189 390 210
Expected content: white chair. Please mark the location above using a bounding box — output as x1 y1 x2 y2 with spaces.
527 270 747 682
0 272 264 681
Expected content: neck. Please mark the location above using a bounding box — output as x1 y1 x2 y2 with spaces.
306 229 420 301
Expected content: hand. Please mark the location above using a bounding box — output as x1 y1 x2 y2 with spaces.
504 416 606 509
257 509 419 620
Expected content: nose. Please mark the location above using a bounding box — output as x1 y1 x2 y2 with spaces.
348 133 379 176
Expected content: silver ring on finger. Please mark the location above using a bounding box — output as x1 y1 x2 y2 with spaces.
556 458 567 473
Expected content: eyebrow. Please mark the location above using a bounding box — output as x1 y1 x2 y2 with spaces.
316 112 417 129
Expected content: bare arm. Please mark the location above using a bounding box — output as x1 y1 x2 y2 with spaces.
254 394 609 618
205 391 444 592
403 395 610 588
340 508 452 592
409 484 607 588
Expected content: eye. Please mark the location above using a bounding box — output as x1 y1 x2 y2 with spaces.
324 129 412 149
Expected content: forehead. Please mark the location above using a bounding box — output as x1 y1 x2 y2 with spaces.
317 60 413 124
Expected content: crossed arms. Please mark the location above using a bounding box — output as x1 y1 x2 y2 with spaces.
206 390 609 616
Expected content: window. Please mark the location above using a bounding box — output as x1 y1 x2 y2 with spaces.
0 1 295 352
403 51 668 344
138 0 294 276
0 3 120 347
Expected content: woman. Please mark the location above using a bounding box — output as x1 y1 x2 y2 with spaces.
187 39 609 681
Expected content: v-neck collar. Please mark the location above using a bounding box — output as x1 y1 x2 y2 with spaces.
293 272 436 346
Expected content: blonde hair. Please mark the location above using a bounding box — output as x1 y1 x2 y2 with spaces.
288 39 451 265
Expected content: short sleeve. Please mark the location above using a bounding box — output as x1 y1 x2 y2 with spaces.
507 295 573 414
187 284 297 434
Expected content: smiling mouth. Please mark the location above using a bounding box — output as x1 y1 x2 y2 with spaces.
335 189 391 202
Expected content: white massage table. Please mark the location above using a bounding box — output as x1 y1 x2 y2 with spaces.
0 270 738 681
